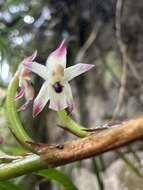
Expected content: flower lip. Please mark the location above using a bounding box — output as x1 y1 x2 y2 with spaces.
53 82 63 93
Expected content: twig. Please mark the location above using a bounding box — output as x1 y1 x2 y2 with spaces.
57 124 110 135
113 0 128 120
75 23 101 62
113 0 142 171
57 124 84 137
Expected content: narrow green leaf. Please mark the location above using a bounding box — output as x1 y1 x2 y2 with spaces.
116 150 143 178
0 145 27 155
92 157 104 190
37 168 78 190
0 181 24 190
127 146 141 164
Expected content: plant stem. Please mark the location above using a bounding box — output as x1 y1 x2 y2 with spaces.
6 74 32 149
92 157 104 190
0 154 45 180
57 110 88 138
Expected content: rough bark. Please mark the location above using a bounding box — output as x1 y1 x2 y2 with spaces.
28 115 143 166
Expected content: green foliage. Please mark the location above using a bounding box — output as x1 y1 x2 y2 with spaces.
37 169 78 190
0 145 27 155
116 151 143 178
0 181 25 190
92 157 104 190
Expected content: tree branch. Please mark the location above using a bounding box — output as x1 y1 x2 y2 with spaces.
0 114 143 180
31 115 143 166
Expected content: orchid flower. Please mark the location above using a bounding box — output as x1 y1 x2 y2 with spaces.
23 40 94 117
15 52 36 111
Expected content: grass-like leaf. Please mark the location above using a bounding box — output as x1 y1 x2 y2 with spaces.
92 157 104 190
116 150 143 178
37 168 78 190
0 181 25 190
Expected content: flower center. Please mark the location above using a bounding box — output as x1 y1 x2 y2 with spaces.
53 82 63 93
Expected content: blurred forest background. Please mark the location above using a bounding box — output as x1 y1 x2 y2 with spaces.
0 0 143 189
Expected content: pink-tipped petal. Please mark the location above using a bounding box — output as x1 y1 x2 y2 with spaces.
46 40 67 69
17 101 30 112
64 63 95 82
23 51 37 67
81 64 95 72
32 103 42 118
54 39 66 57
30 50 37 60
32 81 49 117
15 87 25 100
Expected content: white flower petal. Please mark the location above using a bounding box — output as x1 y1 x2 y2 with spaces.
33 81 49 117
64 63 95 82
23 61 49 80
64 83 75 113
23 51 37 64
46 40 67 71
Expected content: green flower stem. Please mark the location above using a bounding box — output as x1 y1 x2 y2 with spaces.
1 73 47 180
0 154 46 180
58 110 89 138
6 74 32 149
